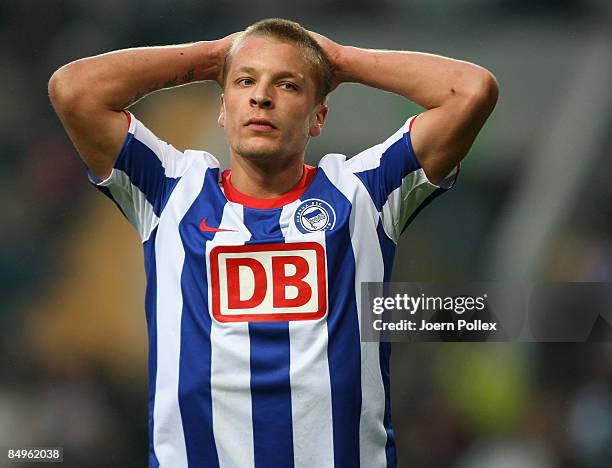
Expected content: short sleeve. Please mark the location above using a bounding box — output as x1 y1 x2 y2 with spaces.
346 114 459 243
86 110 195 242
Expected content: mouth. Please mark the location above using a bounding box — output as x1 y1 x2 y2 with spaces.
245 118 277 132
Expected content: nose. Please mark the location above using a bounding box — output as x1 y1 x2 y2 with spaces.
250 83 273 109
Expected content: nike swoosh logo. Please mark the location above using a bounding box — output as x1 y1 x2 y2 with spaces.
199 216 238 233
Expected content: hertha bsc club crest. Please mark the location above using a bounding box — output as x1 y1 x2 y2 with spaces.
295 199 336 233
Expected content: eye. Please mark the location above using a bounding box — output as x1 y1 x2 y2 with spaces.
237 78 254 86
280 82 298 90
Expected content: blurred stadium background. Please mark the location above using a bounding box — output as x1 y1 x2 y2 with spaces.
1 0 612 467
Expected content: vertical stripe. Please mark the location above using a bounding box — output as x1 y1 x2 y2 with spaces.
249 323 294 468
376 220 397 467
376 220 395 283
209 202 255 468
379 340 395 468
144 227 160 468
244 208 294 468
306 170 361 467
281 202 335 468
320 157 389 468
153 156 209 467
177 168 225 467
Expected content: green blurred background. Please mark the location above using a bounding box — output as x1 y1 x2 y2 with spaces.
1 1 611 467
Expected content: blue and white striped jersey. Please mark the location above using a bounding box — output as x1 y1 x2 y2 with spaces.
88 110 457 468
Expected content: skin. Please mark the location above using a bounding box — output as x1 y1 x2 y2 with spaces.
49 27 498 194
218 36 329 198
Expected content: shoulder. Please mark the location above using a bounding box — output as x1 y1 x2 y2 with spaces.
317 152 348 172
184 149 222 170
127 111 222 174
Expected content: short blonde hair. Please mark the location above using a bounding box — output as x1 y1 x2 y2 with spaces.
222 18 334 105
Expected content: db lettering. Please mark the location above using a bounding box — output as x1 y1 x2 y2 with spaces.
210 242 327 322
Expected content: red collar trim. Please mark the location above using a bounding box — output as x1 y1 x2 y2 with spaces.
221 164 316 209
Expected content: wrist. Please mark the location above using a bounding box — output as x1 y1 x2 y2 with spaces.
333 45 354 84
190 40 226 82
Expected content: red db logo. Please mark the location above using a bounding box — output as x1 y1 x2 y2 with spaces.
209 242 327 322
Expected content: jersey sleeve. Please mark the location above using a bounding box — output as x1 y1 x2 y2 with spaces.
346 114 459 243
86 110 197 242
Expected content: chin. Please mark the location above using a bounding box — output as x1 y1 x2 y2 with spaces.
240 151 282 161
235 142 284 161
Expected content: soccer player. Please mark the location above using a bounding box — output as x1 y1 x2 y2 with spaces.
48 18 497 468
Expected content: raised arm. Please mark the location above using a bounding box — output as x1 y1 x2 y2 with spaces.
310 32 499 185
48 34 238 180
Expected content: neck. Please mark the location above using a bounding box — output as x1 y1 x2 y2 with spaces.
229 154 305 198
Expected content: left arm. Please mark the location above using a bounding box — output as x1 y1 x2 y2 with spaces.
311 33 499 184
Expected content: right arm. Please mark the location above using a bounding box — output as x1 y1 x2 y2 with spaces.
48 36 236 180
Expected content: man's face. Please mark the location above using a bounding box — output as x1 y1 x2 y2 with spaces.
218 36 328 163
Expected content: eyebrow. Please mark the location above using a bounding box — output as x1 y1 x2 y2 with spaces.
233 66 306 82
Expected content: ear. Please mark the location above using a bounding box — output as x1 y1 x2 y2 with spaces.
218 94 225 128
309 103 329 137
